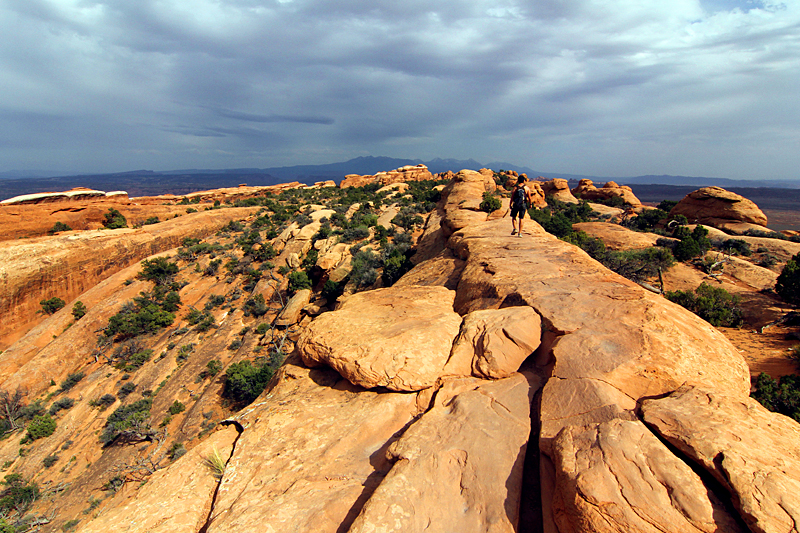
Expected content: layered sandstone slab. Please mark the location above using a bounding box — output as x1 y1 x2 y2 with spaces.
81 425 239 533
670 186 768 229
445 306 541 379
551 419 743 533
340 164 433 188
205 360 420 533
297 285 463 391
642 385 800 533
348 373 538 533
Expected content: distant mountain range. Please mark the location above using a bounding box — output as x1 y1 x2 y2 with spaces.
1 156 798 201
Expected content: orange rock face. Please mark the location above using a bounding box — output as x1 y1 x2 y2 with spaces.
669 186 768 230
571 178 642 206
339 164 433 188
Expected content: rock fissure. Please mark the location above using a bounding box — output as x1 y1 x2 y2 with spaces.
198 422 244 533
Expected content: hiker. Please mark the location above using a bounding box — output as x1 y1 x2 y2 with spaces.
510 175 533 236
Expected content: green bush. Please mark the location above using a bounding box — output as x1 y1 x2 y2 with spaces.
479 192 502 213
104 292 178 341
48 398 75 416
350 249 382 288
49 221 72 234
167 400 185 416
0 474 39 515
71 301 87 320
43 454 59 468
118 382 136 399
242 294 268 317
26 414 56 441
40 297 66 314
776 252 800 305
626 208 668 232
114 349 152 372
102 208 127 229
223 361 275 405
100 399 153 445
718 239 752 256
288 271 312 294
137 257 179 286
204 360 223 378
665 282 743 327
143 216 160 225
671 225 711 261
58 372 85 394
752 372 800 422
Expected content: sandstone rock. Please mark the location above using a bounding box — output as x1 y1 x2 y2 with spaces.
669 186 768 228
395 248 464 290
529 181 547 208
586 202 625 218
348 373 539 533
572 222 663 250
439 169 492 237
540 179 579 204
376 205 399 228
642 385 800 533
205 360 420 533
571 179 642 206
340 164 433 189
445 307 541 379
551 418 744 533
81 425 239 533
274 289 312 327
297 285 462 391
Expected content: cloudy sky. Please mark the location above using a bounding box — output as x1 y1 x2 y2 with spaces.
1 0 799 180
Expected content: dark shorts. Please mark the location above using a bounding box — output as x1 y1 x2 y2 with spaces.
510 204 527 219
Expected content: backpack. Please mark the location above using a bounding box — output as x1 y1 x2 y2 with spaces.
512 186 527 208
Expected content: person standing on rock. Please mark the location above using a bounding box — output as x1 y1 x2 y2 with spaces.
510 175 533 237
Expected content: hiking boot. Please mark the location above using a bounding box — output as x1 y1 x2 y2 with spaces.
511 230 517 235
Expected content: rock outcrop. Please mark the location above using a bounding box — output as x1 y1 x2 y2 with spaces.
539 178 579 204
0 188 126 205
669 186 769 233
340 164 433 188
571 179 642 206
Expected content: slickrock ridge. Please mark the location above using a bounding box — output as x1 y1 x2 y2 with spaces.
571 179 642 206
0 207 260 350
669 186 769 233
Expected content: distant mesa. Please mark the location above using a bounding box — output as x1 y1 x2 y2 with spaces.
0 187 128 206
669 186 769 234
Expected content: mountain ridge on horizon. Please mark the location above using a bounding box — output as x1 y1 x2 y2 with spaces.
1 155 798 201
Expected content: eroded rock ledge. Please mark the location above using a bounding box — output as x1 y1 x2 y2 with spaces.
82 170 800 533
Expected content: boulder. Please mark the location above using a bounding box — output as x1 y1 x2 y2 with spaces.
445 306 541 379
551 419 744 533
669 186 768 229
347 373 539 533
297 285 463 391
540 179 579 204
642 385 800 533
274 289 312 327
439 169 492 236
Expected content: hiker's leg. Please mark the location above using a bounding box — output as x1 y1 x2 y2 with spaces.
511 215 518 234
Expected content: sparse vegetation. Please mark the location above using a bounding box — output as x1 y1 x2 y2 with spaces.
40 297 66 315
57 372 85 394
0 474 39 517
776 252 800 305
665 283 744 327
102 208 127 229
49 221 72 234
100 399 154 445
752 372 800 422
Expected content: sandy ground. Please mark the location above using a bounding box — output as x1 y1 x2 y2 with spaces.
721 325 799 382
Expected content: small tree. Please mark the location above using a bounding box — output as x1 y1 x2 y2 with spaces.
776 252 800 305
48 221 72 234
40 297 66 314
479 193 502 213
103 208 127 229
72 301 87 320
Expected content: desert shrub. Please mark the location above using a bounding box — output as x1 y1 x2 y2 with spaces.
227 339 242 351
25 414 56 441
669 224 711 261
168 442 186 461
718 239 752 256
102 208 127 229
601 247 675 282
657 200 679 212
167 400 185 416
751 372 800 422
776 252 800 305
43 454 58 468
0 474 39 515
92 394 116 409
626 208 668 232
242 294 268 317
349 249 382 288
757 254 778 268
479 193 502 213
118 382 136 399
381 243 413 286
137 257 179 286
288 271 312 295
114 349 152 372
202 360 223 378
205 294 225 310
665 282 743 327
49 221 72 234
223 361 275 405
143 216 160 225
204 259 222 276
58 372 85 394
71 301 87 320
104 291 179 341
391 207 424 231
175 344 194 364
48 398 75 416
321 280 344 303
340 225 370 243
100 399 153 445
744 229 788 240
40 297 66 315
